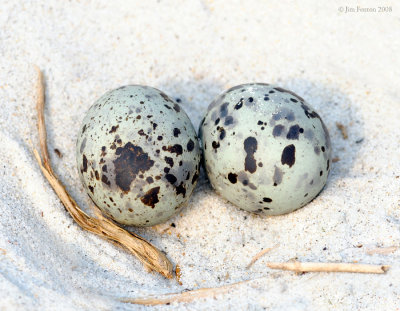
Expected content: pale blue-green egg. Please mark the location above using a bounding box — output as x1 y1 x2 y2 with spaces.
76 85 201 226
199 83 331 215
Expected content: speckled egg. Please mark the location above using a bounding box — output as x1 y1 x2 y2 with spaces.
199 83 331 215
76 85 201 226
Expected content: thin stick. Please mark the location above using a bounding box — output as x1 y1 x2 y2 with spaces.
34 65 52 173
32 67 173 279
247 246 275 269
266 261 389 274
120 278 259 305
366 246 397 255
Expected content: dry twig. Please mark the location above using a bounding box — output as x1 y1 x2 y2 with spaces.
266 261 389 274
366 246 398 255
32 67 173 279
247 246 275 269
121 278 259 305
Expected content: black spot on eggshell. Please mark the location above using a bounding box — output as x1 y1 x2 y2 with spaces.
113 142 155 193
263 197 272 203
162 144 183 156
281 144 296 168
164 156 174 167
228 173 237 184
212 141 220 149
244 137 258 174
286 125 301 140
191 172 199 184
173 128 181 137
109 125 119 133
160 92 173 103
175 182 186 197
140 186 160 208
165 174 177 184
82 155 88 172
234 98 244 110
219 128 226 140
301 102 319 119
173 103 181 112
101 174 111 186
187 139 195 152
138 129 147 137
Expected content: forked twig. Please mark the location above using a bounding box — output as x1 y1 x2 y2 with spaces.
266 261 389 274
247 246 275 269
32 67 173 279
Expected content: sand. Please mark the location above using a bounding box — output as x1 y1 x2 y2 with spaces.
1 0 400 310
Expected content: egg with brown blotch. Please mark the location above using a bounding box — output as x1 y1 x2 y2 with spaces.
76 85 201 226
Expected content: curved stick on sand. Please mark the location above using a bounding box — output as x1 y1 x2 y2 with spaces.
266 261 389 274
120 278 259 305
32 66 173 279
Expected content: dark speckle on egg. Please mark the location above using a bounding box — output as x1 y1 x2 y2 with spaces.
140 186 160 208
228 173 238 184
281 144 296 168
244 137 258 174
113 142 154 193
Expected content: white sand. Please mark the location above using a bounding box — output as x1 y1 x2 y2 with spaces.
1 1 400 310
